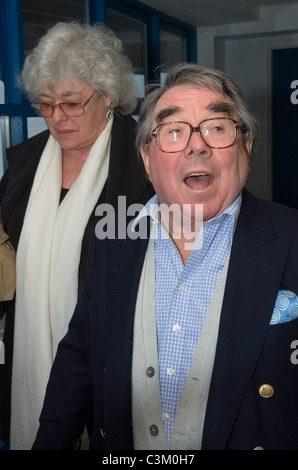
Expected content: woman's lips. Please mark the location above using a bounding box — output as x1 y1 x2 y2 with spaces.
56 128 75 135
184 172 214 189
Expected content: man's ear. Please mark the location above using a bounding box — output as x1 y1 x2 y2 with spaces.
242 136 253 161
140 148 151 180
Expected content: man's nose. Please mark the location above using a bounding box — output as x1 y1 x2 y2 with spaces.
185 129 212 158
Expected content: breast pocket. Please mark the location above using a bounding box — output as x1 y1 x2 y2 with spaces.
270 290 298 325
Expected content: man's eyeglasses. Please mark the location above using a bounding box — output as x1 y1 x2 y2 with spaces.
31 91 97 118
151 117 240 153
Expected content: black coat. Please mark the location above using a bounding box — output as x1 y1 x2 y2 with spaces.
0 114 154 444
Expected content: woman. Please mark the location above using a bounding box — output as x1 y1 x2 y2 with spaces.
0 21 153 450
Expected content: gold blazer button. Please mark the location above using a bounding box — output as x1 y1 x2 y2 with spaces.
258 384 274 398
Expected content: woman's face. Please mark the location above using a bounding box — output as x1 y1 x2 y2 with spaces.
40 80 110 154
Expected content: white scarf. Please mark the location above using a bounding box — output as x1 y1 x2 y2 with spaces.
10 117 113 450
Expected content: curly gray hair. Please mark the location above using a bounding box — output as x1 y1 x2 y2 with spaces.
19 21 137 115
136 63 259 153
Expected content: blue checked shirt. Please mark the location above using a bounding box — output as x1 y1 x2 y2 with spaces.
134 193 241 440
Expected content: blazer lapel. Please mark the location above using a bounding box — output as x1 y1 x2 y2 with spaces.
202 190 292 449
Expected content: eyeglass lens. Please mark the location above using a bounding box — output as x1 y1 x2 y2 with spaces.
33 102 84 118
32 91 96 118
156 118 237 152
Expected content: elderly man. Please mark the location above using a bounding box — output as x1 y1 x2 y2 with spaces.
33 63 298 450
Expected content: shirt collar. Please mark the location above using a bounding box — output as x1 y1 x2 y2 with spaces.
131 194 159 231
132 192 242 233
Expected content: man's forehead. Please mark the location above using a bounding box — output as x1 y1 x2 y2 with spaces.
157 83 225 102
154 86 235 124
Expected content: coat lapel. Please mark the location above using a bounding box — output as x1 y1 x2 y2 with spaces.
202 190 292 449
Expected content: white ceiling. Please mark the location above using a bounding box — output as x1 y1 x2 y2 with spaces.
139 0 298 27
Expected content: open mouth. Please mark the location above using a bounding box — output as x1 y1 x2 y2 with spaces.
184 173 214 189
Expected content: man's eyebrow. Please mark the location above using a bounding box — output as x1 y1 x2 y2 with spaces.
154 101 235 124
207 101 235 115
155 106 182 124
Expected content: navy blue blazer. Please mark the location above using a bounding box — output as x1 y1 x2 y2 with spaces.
33 189 298 450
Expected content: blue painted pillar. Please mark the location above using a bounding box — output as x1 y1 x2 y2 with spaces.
0 0 24 103
89 0 107 23
0 0 27 144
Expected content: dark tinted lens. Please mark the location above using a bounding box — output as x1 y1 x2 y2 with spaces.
59 102 84 116
39 103 53 117
32 103 52 117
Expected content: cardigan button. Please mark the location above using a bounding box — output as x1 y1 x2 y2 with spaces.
150 424 159 436
146 367 155 377
253 446 264 450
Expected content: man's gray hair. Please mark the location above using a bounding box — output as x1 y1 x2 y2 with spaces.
19 21 137 115
136 63 259 153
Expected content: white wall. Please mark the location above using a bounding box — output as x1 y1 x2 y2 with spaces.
196 3 298 200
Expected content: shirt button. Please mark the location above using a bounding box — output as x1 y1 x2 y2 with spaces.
162 413 170 422
167 367 175 376
150 424 159 436
146 366 155 378
179 284 186 292
173 324 181 333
